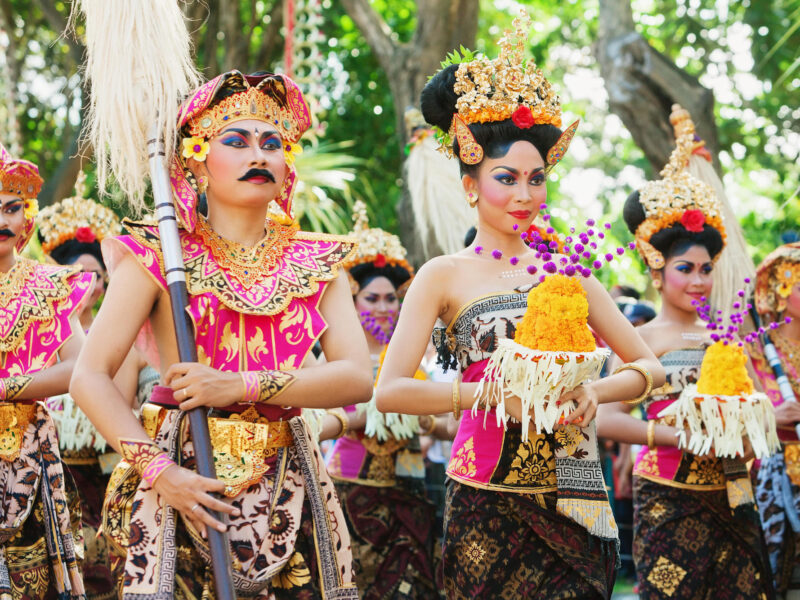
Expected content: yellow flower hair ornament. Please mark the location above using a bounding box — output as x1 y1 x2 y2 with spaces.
283 142 302 167
182 136 210 162
23 198 39 220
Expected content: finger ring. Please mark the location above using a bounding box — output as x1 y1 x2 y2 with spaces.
183 389 189 399
190 503 200 513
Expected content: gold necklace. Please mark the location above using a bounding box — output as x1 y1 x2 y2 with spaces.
195 216 295 288
0 258 35 307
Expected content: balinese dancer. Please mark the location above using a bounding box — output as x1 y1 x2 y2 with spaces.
69 71 372 598
375 14 664 599
0 143 93 598
749 242 800 595
596 128 774 598
324 201 441 599
37 171 131 600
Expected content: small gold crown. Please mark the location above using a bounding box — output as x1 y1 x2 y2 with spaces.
342 200 414 277
38 170 123 254
452 12 562 129
188 86 303 143
634 132 726 267
0 144 43 198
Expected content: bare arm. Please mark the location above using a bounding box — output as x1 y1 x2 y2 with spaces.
376 258 478 415
5 313 86 400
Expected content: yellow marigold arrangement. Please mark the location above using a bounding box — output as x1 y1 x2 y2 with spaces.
696 341 754 396
657 284 779 459
514 274 595 352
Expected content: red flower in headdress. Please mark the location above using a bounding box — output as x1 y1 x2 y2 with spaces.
373 253 387 268
75 227 97 243
512 105 535 129
680 209 705 233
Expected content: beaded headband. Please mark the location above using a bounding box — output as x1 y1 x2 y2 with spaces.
38 171 122 254
433 11 577 169
633 132 726 269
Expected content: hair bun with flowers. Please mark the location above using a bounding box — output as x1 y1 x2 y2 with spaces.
37 170 122 256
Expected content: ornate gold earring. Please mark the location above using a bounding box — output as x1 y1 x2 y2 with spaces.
197 176 208 194
467 192 477 208
653 279 662 290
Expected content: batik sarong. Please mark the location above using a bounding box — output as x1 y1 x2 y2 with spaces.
442 480 616 599
633 476 774 599
0 404 86 599
335 480 439 599
102 407 356 599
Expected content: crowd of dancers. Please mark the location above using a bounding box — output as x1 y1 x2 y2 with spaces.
1 7 799 600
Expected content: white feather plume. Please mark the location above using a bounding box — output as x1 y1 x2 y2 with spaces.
70 0 200 212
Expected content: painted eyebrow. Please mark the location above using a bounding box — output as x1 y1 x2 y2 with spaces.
490 166 545 175
219 127 281 140
0 197 23 206
673 260 712 266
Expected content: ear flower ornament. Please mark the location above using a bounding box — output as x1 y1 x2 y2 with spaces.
181 136 210 162
23 198 39 220
657 280 781 459
283 142 303 167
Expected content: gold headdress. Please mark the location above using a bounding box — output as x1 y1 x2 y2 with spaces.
633 131 726 268
755 242 800 316
342 201 414 295
434 11 578 168
37 171 122 254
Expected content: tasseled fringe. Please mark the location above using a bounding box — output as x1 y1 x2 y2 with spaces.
658 384 780 459
47 394 107 453
301 408 327 441
359 392 419 442
475 339 609 441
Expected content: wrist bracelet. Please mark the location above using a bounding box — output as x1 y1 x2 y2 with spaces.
613 362 653 406
420 415 437 436
0 375 33 402
240 370 297 404
327 409 348 439
647 420 656 450
452 377 462 421
118 438 176 487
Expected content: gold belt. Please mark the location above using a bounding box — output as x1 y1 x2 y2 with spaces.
0 402 37 462
141 403 294 497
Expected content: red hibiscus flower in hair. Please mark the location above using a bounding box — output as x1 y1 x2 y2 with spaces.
680 209 705 232
512 105 535 129
373 253 387 268
75 226 97 243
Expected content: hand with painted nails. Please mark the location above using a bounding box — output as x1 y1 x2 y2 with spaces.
559 384 599 426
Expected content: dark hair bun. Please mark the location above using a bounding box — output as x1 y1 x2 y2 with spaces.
350 263 412 293
420 65 460 132
623 190 724 263
47 238 106 270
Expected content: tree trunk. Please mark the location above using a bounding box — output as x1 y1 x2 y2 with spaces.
595 0 721 174
339 0 479 263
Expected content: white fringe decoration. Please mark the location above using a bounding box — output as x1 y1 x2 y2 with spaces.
475 339 610 442
47 394 108 453
302 408 327 442
405 133 475 256
358 391 419 442
70 0 201 210
658 384 780 459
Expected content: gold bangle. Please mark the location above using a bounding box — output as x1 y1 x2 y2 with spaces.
647 420 656 450
452 377 462 420
613 362 653 406
327 409 348 439
420 415 437 436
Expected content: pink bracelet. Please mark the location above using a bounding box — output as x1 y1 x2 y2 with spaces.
240 372 259 404
141 453 176 487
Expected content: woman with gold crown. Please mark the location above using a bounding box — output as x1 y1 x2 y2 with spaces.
595 122 775 597
749 242 800 595
0 143 93 598
322 200 442 599
37 172 147 600
375 12 664 598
